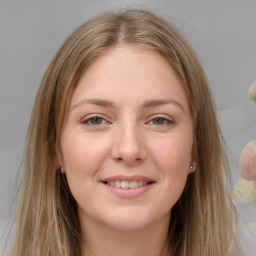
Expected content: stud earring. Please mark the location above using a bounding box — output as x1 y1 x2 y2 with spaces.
190 162 196 169
58 164 65 173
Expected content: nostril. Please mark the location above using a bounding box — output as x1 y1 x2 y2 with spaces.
116 157 123 162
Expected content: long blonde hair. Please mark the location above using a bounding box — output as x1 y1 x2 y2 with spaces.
9 9 242 256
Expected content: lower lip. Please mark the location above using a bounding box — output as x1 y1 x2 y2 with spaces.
102 183 154 198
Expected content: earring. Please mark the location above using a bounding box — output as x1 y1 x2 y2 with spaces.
190 162 196 169
58 164 65 173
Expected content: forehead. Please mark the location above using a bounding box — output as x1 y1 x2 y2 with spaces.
71 45 189 111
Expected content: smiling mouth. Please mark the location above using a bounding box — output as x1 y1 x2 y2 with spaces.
102 180 154 189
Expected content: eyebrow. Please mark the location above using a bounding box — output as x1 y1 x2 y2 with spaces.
71 98 115 110
142 99 184 111
71 98 184 111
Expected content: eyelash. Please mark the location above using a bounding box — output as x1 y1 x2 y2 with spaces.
81 116 109 126
81 115 174 127
148 116 174 126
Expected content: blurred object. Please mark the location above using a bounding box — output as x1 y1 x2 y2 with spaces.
233 177 256 201
240 140 256 181
235 199 256 256
233 82 256 201
248 81 256 100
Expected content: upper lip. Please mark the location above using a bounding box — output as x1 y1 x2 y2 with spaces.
101 175 155 182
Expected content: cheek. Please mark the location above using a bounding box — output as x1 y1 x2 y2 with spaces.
61 131 110 179
150 133 193 176
60 132 112 208
145 135 193 217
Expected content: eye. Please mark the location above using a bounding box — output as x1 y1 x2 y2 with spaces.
148 116 174 126
82 116 108 125
152 117 166 125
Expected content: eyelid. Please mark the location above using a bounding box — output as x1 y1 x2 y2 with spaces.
146 115 175 125
81 114 111 125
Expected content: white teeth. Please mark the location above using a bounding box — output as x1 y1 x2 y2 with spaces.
138 181 143 186
107 180 150 189
115 180 121 188
121 181 129 189
129 181 138 189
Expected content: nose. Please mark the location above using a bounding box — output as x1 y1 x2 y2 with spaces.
111 124 147 166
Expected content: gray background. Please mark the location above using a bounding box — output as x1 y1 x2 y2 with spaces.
1 0 256 254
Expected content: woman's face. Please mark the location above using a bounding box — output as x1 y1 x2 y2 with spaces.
60 46 195 231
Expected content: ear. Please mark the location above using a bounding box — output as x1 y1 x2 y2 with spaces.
54 141 64 169
188 161 196 174
188 142 197 174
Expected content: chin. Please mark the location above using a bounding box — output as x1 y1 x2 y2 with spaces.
100 207 170 232
106 218 152 232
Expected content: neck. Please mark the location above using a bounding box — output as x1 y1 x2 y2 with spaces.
80 214 171 256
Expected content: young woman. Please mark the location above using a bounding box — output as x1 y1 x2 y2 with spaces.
8 9 242 256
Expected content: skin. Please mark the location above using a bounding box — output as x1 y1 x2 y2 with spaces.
60 45 195 256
